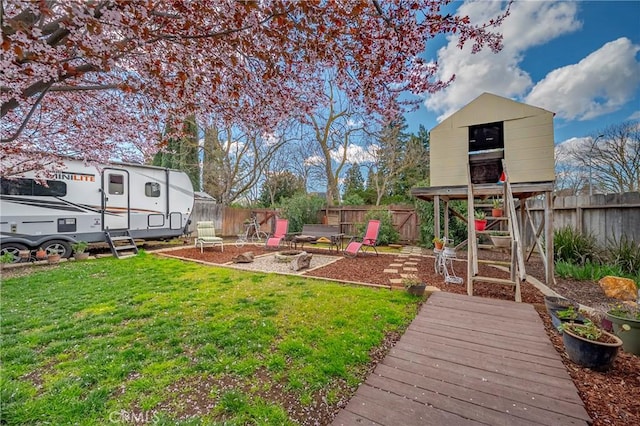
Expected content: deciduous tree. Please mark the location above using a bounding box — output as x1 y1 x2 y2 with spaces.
570 121 640 194
366 118 429 205
2 0 509 176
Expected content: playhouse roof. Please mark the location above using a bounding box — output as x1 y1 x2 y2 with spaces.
432 92 555 133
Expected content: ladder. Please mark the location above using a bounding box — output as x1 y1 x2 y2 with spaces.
105 230 139 259
467 160 526 302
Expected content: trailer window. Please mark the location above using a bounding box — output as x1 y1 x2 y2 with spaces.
145 182 161 197
0 178 67 196
108 174 124 195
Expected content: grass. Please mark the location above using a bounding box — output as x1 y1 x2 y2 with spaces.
1 251 421 424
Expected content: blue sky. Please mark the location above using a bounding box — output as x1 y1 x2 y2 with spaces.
404 0 640 146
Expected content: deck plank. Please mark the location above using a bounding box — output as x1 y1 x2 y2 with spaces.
332 292 590 426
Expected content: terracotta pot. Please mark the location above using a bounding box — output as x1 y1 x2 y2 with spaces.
47 254 61 264
35 249 47 260
74 252 90 261
434 242 444 250
491 208 503 217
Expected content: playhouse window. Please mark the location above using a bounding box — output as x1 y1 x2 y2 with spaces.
145 182 161 197
108 174 124 194
0 178 67 197
468 121 504 152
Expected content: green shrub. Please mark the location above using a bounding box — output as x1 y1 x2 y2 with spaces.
553 226 602 266
414 197 468 248
607 235 640 276
342 193 365 206
355 210 399 246
555 260 626 282
278 194 325 233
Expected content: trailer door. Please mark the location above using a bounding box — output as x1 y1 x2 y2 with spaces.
102 168 130 230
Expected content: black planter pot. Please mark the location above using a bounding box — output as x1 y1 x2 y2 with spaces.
562 327 622 370
549 308 586 332
406 284 426 296
544 295 577 316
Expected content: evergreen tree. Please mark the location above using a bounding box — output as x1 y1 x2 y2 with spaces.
342 163 365 200
153 115 200 190
392 124 430 199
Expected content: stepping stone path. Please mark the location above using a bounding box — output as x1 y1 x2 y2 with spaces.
383 246 426 289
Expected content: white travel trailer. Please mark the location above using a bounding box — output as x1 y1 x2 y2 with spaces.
1 158 194 260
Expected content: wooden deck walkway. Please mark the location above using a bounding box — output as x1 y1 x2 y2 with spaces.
332 291 590 425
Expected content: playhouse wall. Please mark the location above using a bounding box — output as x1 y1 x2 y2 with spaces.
504 114 555 183
429 94 555 187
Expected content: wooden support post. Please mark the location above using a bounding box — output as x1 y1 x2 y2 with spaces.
519 196 527 263
545 191 554 285
444 199 450 241
467 167 476 296
434 195 441 239
512 240 521 302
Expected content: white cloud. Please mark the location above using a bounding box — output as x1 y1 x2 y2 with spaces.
525 38 640 120
424 0 581 120
330 144 377 164
629 111 640 121
555 136 589 165
303 155 323 166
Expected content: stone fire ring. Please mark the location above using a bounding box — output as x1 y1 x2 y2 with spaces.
275 250 305 263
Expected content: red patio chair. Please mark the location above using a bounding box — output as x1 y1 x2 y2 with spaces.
266 218 289 249
344 219 380 257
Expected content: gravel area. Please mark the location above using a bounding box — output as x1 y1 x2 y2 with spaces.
226 252 339 275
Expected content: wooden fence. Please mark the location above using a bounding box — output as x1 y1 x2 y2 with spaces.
524 192 640 247
189 203 419 242
191 193 639 246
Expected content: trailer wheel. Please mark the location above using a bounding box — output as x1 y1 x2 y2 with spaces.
41 240 72 258
0 243 29 263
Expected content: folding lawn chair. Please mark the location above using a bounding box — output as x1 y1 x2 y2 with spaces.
266 218 289 249
344 219 380 258
195 221 224 253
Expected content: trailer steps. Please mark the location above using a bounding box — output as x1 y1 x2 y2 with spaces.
105 230 139 259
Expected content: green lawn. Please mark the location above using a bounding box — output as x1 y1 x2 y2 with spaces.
1 251 421 424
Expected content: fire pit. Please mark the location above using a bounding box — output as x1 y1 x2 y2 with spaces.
274 250 304 263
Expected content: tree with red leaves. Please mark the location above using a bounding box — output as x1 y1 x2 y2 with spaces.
1 0 509 175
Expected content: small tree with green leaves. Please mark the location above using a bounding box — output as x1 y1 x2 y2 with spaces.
279 194 325 233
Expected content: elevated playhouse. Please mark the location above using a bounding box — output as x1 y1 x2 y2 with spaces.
411 93 555 301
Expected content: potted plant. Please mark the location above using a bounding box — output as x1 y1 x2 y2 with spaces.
432 236 444 250
489 232 511 248
549 306 586 331
491 198 503 217
47 248 61 264
35 247 47 260
71 241 90 260
474 210 487 231
403 275 426 296
544 295 578 316
559 320 622 370
19 249 31 261
605 303 640 355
